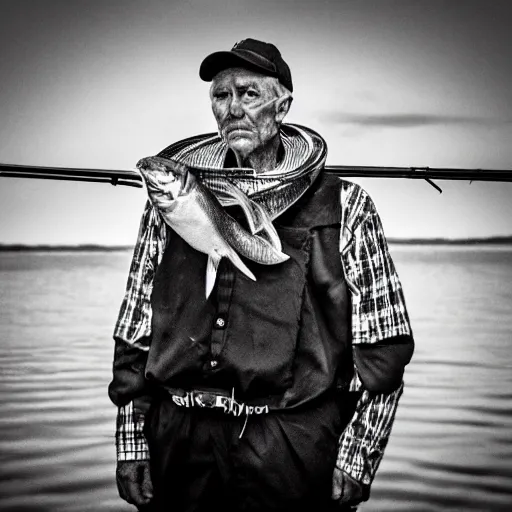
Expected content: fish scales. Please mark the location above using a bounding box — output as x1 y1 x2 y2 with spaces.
205 179 282 250
195 185 288 265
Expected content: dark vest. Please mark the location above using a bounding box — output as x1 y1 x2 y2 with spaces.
146 172 354 409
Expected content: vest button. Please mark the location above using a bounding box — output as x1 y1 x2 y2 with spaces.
214 316 226 328
210 360 218 368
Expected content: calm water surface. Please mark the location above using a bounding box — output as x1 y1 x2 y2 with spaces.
0 246 511 511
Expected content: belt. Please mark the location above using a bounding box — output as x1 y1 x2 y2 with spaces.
166 388 270 417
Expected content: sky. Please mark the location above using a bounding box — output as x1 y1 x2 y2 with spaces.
0 0 511 244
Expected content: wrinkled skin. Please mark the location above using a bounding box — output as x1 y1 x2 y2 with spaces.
332 467 366 509
210 67 292 173
116 460 153 509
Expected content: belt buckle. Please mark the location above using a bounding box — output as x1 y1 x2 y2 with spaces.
194 391 217 408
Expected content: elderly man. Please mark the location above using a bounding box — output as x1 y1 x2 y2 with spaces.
109 38 414 512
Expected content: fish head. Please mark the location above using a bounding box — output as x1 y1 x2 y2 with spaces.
137 156 193 202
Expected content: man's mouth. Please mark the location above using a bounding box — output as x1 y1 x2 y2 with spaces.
225 126 252 136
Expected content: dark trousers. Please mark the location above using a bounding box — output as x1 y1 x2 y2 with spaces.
143 391 353 512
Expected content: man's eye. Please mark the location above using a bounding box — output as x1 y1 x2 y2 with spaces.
214 92 228 100
246 90 259 98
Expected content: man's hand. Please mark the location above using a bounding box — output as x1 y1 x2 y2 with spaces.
332 467 365 508
116 460 153 509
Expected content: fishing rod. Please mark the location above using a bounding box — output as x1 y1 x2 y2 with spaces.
0 163 143 188
2 162 512 193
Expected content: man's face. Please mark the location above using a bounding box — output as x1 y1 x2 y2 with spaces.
210 68 285 160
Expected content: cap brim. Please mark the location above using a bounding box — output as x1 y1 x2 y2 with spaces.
199 50 277 82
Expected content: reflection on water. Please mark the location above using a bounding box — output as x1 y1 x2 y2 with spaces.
0 246 511 511
0 252 132 512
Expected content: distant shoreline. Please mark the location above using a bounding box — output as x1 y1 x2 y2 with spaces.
1 237 512 251
388 236 512 245
0 244 134 252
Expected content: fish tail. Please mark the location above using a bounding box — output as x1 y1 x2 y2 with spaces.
253 235 290 264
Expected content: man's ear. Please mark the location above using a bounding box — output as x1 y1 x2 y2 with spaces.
275 94 293 123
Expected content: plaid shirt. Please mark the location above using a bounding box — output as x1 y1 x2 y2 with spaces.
113 178 412 486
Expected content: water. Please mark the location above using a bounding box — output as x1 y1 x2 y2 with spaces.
0 246 511 511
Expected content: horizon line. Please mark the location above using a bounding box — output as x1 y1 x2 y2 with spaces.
1 235 512 251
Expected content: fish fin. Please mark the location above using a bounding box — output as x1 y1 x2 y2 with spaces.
211 181 282 250
250 200 282 250
208 250 256 293
216 181 258 234
224 249 257 282
206 255 220 299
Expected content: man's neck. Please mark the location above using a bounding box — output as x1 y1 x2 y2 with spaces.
233 133 283 174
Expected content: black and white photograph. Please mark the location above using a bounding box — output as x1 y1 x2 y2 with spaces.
1 1 511 511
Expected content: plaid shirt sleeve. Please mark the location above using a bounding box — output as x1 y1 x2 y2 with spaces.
340 181 412 345
116 401 150 461
335 180 413 486
113 200 167 348
336 385 403 486
113 200 167 462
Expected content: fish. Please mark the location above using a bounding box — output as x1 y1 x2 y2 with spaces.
136 156 290 298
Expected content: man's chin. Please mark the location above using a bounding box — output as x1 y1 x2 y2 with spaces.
226 137 255 157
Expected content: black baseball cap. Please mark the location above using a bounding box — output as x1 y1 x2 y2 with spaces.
199 38 293 92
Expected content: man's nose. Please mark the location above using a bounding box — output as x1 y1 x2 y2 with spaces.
229 96 244 118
